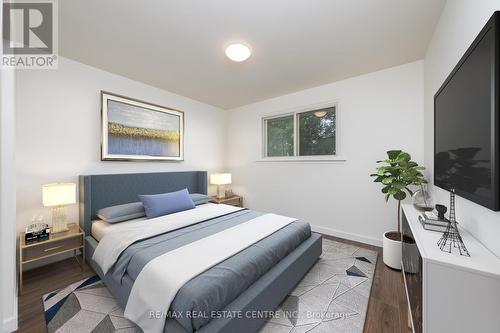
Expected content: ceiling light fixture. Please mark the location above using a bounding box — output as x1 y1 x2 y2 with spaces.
314 111 327 118
225 43 251 62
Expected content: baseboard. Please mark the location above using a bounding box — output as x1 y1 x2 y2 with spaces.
2 315 18 333
311 224 383 247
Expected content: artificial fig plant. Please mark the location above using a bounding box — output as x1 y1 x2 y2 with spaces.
370 150 427 234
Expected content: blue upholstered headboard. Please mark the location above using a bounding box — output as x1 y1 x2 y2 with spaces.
79 171 208 236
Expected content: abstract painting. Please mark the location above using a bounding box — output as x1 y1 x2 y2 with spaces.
101 92 184 161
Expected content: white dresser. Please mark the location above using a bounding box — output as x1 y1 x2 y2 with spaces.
401 204 500 333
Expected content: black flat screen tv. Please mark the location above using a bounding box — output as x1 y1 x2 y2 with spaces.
434 11 500 211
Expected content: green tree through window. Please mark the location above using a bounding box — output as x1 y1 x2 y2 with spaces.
298 108 336 156
266 115 294 156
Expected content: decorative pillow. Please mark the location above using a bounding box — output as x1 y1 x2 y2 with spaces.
96 202 146 223
190 193 210 205
139 188 196 219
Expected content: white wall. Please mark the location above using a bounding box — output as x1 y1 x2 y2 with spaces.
424 0 500 257
15 57 227 235
226 61 424 246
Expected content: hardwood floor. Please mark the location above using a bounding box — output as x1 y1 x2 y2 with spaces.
17 256 94 333
17 236 409 333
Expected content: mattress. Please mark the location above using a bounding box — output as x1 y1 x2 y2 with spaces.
91 202 216 241
91 217 146 241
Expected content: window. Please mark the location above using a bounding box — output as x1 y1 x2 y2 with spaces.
265 115 294 157
263 105 337 158
298 108 336 156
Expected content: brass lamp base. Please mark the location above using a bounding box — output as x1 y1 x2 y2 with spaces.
51 225 69 233
51 227 69 234
51 205 69 233
216 185 226 199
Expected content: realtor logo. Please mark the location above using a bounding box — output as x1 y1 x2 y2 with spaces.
2 0 58 69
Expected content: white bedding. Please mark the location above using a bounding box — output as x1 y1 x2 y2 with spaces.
124 213 297 333
91 217 146 241
92 203 244 275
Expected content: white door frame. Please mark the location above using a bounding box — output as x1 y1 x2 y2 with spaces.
1 3 18 331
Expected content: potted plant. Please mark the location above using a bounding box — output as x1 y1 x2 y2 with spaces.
370 150 427 270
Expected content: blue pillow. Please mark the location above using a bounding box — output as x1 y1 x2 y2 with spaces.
190 193 210 205
97 202 145 223
139 188 196 219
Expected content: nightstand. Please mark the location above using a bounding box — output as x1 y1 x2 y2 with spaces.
210 195 243 207
19 223 84 293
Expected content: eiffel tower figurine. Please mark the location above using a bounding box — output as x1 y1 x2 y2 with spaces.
437 188 470 256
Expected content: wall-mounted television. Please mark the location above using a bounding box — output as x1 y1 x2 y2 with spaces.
434 11 499 211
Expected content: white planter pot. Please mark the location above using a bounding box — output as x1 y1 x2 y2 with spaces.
383 231 402 270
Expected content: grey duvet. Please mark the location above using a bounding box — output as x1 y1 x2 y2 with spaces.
102 208 311 332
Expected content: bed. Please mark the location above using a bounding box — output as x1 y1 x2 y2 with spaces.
79 171 322 333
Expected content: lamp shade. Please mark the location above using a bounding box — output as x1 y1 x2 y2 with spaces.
210 173 232 185
42 183 76 207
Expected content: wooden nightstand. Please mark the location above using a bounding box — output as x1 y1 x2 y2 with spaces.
19 223 85 293
210 195 243 207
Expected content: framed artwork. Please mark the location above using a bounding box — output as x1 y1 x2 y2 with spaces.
101 91 184 161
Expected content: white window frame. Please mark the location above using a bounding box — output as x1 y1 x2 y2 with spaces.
259 100 346 162
262 112 295 158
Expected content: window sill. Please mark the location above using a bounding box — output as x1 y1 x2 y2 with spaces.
255 156 347 163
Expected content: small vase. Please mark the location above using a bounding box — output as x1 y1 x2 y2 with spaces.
412 185 434 211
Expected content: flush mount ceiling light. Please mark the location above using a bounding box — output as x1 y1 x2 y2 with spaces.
225 43 251 62
314 111 327 118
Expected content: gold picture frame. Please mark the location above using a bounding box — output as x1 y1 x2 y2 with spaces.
101 91 184 161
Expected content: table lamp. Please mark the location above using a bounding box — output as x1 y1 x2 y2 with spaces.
210 173 232 199
42 182 76 233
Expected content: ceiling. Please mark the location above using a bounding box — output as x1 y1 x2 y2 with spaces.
59 0 445 109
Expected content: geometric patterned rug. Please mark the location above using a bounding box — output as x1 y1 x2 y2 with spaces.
43 238 377 333
260 238 378 333
42 276 140 333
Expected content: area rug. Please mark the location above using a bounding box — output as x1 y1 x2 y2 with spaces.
43 238 377 333
260 238 378 333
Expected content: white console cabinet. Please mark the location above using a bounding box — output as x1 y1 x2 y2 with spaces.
401 204 500 333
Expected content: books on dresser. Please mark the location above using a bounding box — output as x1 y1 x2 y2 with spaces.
418 211 449 232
